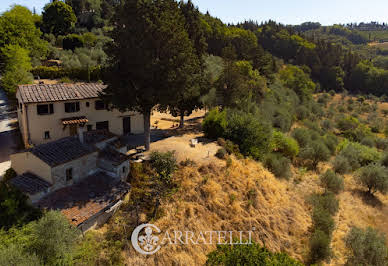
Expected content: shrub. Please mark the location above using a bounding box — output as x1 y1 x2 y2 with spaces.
205 109 273 160
323 134 338 155
272 111 293 132
215 148 228 159
296 105 309 120
264 153 291 179
344 124 372 142
149 151 178 182
0 182 42 229
376 138 388 150
271 131 299 159
333 155 351 174
31 65 102 81
223 140 240 156
345 227 388 266
0 211 79 265
309 229 332 263
381 152 388 167
312 207 335 235
217 138 226 147
356 164 388 195
225 109 272 160
29 211 79 264
63 34 84 50
299 141 331 169
180 159 196 167
338 140 381 170
317 94 330 106
311 102 324 117
329 90 335 96
320 170 344 194
58 77 72 83
304 120 324 135
321 120 333 131
361 136 375 148
326 106 335 118
203 109 227 139
337 105 346 113
371 120 384 133
291 128 316 148
336 115 359 131
310 192 339 216
206 241 303 266
0 244 41 266
2 168 17 183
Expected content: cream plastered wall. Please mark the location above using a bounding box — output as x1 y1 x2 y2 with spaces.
17 97 144 146
10 152 53 184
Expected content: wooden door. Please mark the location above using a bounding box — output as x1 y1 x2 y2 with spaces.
69 124 77 136
123 117 131 135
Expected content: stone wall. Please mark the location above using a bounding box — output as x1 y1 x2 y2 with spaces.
51 152 99 190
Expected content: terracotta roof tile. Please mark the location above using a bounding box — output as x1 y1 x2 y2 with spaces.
17 83 106 103
36 172 130 226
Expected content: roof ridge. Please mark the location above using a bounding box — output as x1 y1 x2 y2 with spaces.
17 83 107 103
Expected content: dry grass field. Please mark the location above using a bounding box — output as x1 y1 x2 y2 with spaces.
95 95 388 265
122 159 312 265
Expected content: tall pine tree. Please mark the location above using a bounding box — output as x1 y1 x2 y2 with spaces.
159 0 208 128
102 0 197 150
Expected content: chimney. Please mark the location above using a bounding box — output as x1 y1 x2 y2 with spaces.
78 126 84 144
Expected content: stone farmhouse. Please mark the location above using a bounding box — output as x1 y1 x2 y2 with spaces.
10 129 131 231
16 83 144 147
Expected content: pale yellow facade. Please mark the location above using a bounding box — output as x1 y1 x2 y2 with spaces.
16 95 144 147
10 152 52 184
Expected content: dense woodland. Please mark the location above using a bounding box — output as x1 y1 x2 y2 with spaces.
1 0 388 265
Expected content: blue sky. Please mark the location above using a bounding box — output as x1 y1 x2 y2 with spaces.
1 0 388 25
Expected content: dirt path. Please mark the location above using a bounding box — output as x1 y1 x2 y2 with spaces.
144 133 223 166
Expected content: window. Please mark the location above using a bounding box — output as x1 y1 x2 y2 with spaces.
65 102 80 113
95 100 106 110
37 104 54 115
44 131 50 139
86 102 90 107
66 168 73 182
87 125 93 131
96 121 109 130
122 166 126 173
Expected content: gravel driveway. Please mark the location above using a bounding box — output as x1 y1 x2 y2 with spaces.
0 88 22 176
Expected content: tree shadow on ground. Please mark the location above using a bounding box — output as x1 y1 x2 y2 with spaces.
351 189 384 208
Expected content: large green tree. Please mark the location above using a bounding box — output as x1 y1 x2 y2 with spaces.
1 45 33 94
42 0 76 36
103 0 198 150
216 59 267 108
0 5 47 62
279 65 315 102
159 0 208 128
0 177 41 229
0 211 79 265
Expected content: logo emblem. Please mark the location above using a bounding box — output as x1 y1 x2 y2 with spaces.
131 224 161 255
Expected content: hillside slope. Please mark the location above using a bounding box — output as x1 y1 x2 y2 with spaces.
121 159 312 265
